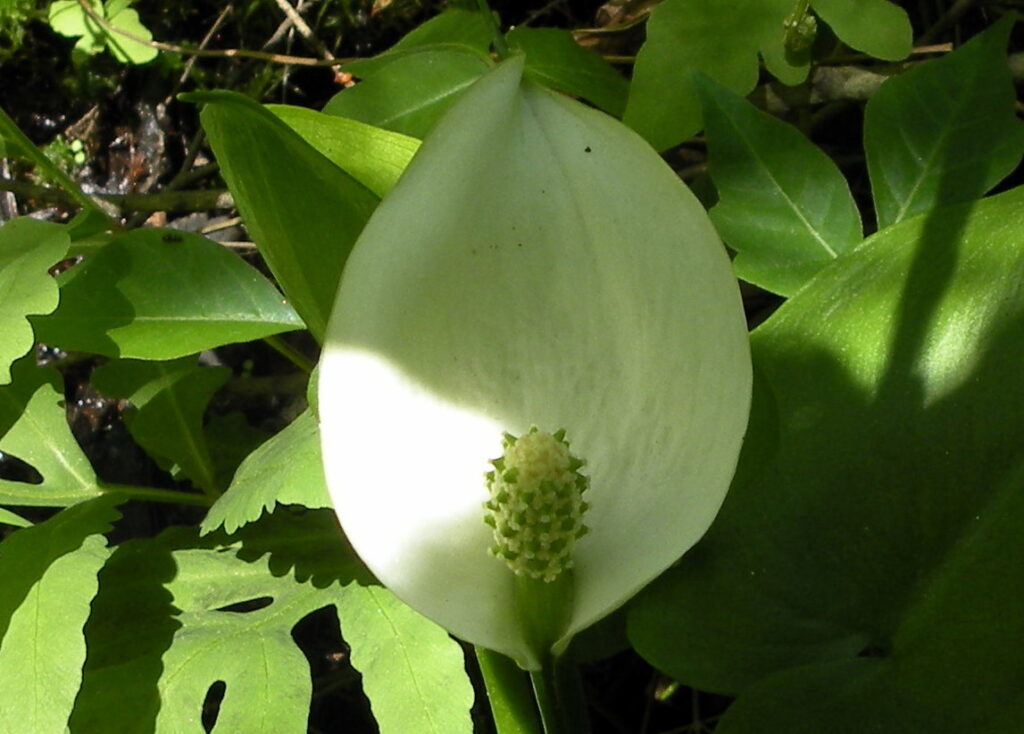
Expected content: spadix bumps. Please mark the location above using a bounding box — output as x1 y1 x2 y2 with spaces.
319 56 751 669
484 428 589 582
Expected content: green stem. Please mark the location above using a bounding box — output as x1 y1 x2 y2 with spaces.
263 334 315 374
529 656 590 734
476 647 543 734
98 481 214 507
475 0 510 59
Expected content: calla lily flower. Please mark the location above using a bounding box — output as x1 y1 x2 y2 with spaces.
319 57 751 670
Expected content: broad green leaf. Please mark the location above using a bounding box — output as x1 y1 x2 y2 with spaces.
268 105 420 197
340 585 475 734
343 7 493 78
204 411 271 492
92 358 229 493
200 409 330 536
32 228 303 359
865 17 1024 228
324 48 490 138
0 360 102 507
697 76 861 296
506 27 628 117
0 218 69 384
0 496 120 733
628 184 1024 731
189 90 380 341
623 0 804 151
69 539 178 734
102 1 157 64
812 0 912 61
48 0 103 41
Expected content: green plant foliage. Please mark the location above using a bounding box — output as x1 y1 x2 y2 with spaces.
188 90 380 342
0 360 104 507
268 105 420 197
204 411 272 492
812 0 913 61
201 409 331 536
48 0 157 64
627 184 1024 731
624 0 805 151
625 0 912 151
325 48 491 138
697 75 861 296
0 218 69 384
0 507 30 527
92 358 230 494
32 228 303 359
506 27 628 117
341 583 475 734
0 496 120 732
865 17 1024 228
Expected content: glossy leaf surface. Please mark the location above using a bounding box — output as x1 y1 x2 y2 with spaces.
629 185 1024 731
33 228 302 359
698 76 861 296
865 18 1024 228
192 90 379 341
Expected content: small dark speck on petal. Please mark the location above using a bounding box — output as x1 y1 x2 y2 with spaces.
584 146 592 153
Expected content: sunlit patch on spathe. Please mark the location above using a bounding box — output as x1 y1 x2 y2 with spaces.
484 427 590 582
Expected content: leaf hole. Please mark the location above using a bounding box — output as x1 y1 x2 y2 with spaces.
0 451 43 485
201 680 226 733
214 596 273 613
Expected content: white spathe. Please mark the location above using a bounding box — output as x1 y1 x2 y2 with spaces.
319 57 752 670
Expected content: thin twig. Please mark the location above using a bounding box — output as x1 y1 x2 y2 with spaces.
271 0 335 61
0 178 232 213
73 0 345 67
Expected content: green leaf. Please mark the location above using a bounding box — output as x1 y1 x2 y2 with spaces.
339 585 475 734
623 0 804 151
68 539 178 734
343 7 493 78
812 0 911 61
92 358 229 493
200 409 330 536
188 90 380 341
267 105 420 197
865 17 1024 228
628 184 1024 731
0 496 120 733
48 0 103 43
102 2 157 64
506 27 628 117
697 76 861 296
0 218 69 384
204 411 272 492
324 48 491 138
0 507 30 527
0 360 102 507
32 228 303 359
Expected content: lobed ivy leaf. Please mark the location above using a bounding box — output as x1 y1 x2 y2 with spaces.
92 358 229 494
48 0 157 64
201 408 330 536
0 360 103 507
324 48 491 138
628 184 1024 731
0 218 69 384
506 27 628 117
623 0 805 151
697 75 862 296
865 17 1024 228
188 90 380 341
32 228 303 359
0 496 120 733
268 105 420 197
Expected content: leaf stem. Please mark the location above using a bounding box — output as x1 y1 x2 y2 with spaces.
263 334 315 374
475 647 543 734
98 481 214 507
529 655 590 734
475 0 510 59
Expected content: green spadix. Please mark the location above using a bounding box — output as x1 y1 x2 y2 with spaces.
319 56 751 670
